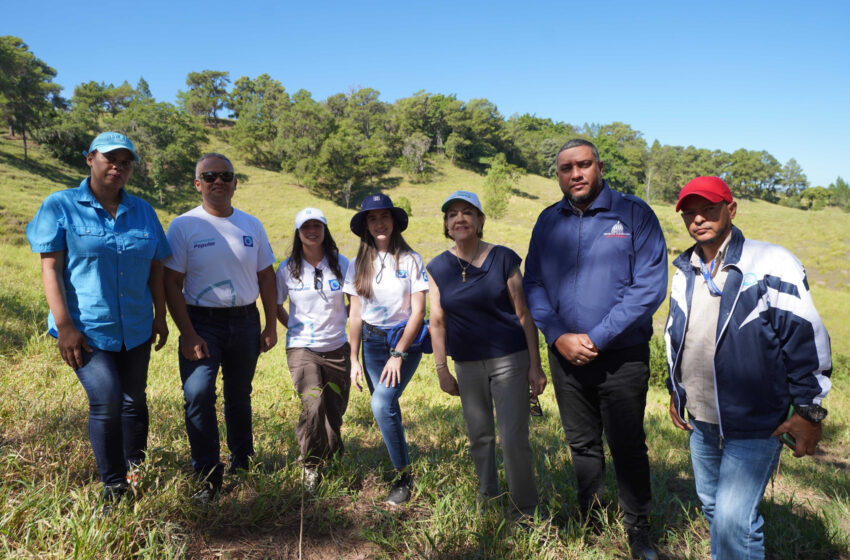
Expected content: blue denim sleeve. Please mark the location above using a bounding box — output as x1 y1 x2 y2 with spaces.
26 194 67 253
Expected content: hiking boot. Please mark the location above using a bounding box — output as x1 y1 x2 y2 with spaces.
627 524 658 560
385 471 413 505
226 455 251 475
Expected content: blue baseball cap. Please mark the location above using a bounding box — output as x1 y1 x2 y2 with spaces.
294 207 328 230
86 132 139 162
441 190 483 213
349 193 409 237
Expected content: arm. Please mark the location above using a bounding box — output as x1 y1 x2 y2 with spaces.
40 252 92 369
586 209 668 350
277 304 290 328
257 265 278 353
427 276 459 396
164 266 209 361
348 295 364 392
506 268 546 397
379 290 426 388
148 259 168 351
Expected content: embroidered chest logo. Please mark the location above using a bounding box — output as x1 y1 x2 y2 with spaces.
603 221 630 239
396 270 408 278
193 238 216 249
329 279 341 291
243 236 254 247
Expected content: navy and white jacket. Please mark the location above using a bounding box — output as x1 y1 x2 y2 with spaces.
524 182 668 350
665 226 832 440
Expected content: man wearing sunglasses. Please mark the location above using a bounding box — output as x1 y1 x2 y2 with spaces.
163 153 278 502
665 176 831 559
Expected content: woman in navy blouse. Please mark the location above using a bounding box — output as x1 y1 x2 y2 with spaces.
26 132 170 512
427 190 546 519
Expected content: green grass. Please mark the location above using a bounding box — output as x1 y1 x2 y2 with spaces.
1 133 848 559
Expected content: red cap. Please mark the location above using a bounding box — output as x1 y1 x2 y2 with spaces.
676 176 733 211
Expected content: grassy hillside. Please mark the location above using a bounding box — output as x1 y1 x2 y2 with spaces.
1 133 848 559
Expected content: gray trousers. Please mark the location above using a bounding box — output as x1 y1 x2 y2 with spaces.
455 349 538 515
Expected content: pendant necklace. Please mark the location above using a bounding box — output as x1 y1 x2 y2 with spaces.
455 242 481 283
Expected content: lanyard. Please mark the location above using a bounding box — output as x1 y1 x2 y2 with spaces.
698 255 723 297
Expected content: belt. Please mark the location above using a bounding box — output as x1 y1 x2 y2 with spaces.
362 322 387 337
186 303 257 318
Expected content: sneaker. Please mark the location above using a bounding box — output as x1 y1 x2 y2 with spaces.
627 525 658 560
226 455 251 475
303 467 319 494
385 472 413 505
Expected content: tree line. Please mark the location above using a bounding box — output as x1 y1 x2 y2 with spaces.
2 36 847 212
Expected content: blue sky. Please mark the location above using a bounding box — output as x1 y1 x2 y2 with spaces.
5 0 849 187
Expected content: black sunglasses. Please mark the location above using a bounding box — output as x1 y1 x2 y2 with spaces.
198 171 235 183
529 390 543 418
313 268 324 291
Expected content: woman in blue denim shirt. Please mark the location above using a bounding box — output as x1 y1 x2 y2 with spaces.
25 132 171 511
343 194 428 506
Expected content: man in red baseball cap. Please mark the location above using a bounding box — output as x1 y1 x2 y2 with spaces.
664 176 832 559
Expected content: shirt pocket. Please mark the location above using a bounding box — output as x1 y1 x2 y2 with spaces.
125 229 157 261
69 225 107 256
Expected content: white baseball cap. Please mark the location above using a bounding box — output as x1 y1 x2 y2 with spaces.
294 207 327 230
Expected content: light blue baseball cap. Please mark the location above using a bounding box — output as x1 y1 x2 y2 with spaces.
86 132 140 162
441 190 483 213
294 207 328 230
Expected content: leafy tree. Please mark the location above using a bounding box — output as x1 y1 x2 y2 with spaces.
779 158 808 194
828 176 849 211
275 89 334 184
594 122 646 193
725 149 781 200
483 153 523 218
228 74 290 167
0 36 62 163
181 70 230 126
401 132 432 179
111 97 206 202
136 77 153 100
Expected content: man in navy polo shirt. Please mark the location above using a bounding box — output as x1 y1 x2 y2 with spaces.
524 139 667 559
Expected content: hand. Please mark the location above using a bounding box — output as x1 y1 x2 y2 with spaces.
380 356 403 387
150 316 169 351
528 365 547 397
260 325 277 353
669 394 692 431
350 359 364 392
56 324 93 369
436 366 460 396
554 333 598 366
180 332 210 361
772 413 823 457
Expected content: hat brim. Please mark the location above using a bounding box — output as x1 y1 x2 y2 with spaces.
675 191 728 212
97 144 140 162
441 197 483 213
350 207 408 237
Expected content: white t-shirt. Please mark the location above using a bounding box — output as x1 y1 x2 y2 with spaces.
277 254 349 352
343 251 428 328
164 206 276 307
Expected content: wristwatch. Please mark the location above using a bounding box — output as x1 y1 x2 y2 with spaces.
390 349 408 360
794 404 828 424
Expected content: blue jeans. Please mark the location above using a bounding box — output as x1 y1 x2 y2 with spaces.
690 419 782 560
179 305 260 477
361 325 422 469
75 341 151 487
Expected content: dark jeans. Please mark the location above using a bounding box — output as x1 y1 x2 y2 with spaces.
549 342 652 528
179 305 260 478
75 341 152 487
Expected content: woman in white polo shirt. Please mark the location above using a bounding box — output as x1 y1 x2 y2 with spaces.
276 208 350 492
344 193 428 506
